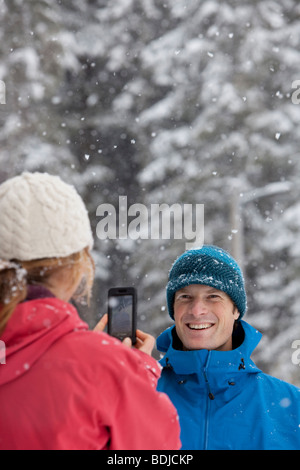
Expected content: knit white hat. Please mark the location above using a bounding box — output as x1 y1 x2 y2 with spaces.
0 172 93 261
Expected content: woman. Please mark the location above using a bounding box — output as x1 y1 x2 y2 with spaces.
0 172 180 450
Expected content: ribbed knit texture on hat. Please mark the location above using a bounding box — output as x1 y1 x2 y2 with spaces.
0 172 93 261
166 245 247 320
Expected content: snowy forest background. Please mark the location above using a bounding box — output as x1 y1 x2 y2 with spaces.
0 0 300 385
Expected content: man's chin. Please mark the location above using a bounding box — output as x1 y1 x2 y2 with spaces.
182 340 215 351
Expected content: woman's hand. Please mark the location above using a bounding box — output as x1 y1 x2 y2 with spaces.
132 329 155 356
93 313 109 332
93 314 155 356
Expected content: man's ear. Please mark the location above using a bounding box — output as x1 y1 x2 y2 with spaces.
233 306 240 321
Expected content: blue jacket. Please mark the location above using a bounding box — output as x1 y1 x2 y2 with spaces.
156 320 300 450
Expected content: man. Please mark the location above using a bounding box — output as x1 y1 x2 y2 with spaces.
156 245 300 450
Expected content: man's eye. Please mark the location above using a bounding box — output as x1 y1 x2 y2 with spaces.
176 294 190 300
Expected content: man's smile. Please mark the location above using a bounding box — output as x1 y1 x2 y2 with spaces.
187 322 215 330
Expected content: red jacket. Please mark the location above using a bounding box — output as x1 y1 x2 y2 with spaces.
0 294 180 450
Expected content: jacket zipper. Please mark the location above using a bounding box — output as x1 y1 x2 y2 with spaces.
202 352 214 450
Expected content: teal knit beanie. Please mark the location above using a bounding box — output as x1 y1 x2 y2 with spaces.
166 245 247 320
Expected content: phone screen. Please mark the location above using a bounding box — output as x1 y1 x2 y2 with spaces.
108 294 133 340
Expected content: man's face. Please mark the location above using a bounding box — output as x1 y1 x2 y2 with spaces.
173 284 240 351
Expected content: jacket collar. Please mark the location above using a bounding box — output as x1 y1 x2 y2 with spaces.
156 320 262 376
25 284 55 301
0 297 88 386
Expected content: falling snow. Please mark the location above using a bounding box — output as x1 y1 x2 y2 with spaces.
0 0 299 386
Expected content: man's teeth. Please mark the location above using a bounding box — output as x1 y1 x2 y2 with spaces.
188 323 213 330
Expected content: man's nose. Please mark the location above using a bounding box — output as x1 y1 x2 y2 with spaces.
189 298 208 315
